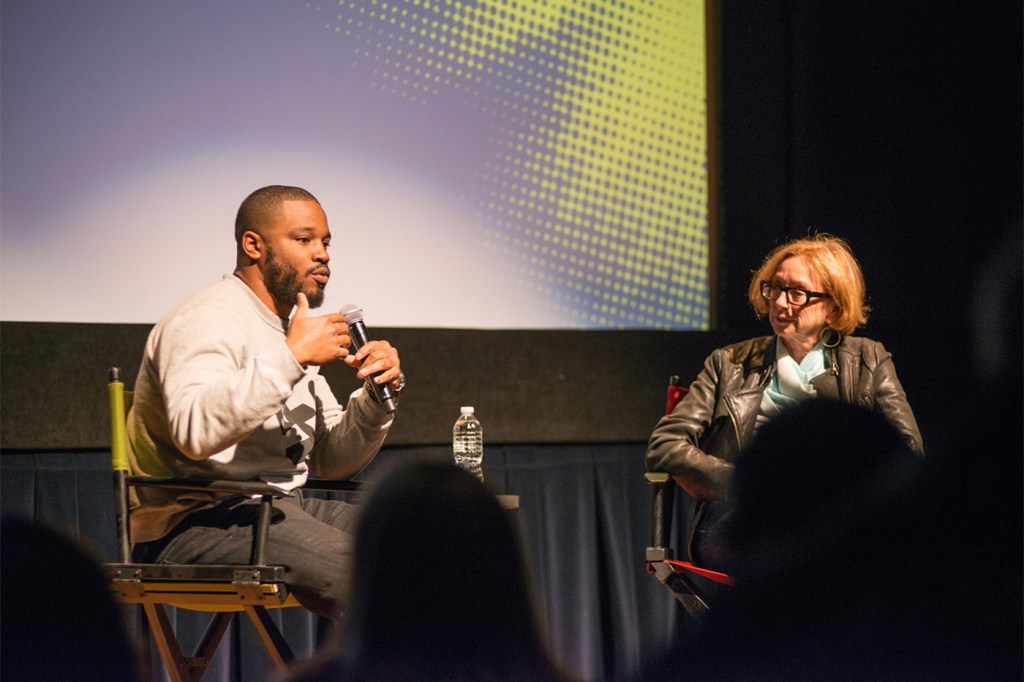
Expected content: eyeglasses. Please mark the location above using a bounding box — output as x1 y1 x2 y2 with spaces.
759 281 832 306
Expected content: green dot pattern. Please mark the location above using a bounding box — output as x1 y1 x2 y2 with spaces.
312 0 708 329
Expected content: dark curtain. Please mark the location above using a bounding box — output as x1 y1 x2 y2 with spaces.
0 444 684 682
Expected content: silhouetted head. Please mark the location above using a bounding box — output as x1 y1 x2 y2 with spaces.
1 516 143 681
336 460 562 681
730 399 919 565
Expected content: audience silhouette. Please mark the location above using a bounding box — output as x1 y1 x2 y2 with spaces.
638 390 1021 680
1 515 145 682
709 399 933 677
285 459 574 682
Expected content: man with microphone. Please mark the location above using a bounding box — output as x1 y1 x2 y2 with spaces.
127 185 405 619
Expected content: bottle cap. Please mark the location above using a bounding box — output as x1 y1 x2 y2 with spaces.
460 406 474 414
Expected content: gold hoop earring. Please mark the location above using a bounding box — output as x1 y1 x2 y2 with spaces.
822 328 842 348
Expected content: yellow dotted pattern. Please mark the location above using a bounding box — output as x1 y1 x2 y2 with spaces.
313 0 707 329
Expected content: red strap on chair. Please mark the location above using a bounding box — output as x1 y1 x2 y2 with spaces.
666 384 686 415
665 559 734 585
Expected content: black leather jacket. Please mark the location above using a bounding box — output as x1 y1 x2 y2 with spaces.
646 335 923 554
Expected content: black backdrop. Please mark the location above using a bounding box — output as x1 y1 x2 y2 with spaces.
2 2 1020 681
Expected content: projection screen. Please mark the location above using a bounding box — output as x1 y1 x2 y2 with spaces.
1 0 708 329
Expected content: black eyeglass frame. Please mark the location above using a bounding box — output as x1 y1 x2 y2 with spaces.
759 280 832 306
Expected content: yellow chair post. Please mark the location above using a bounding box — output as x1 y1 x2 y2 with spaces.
108 368 132 562
108 368 129 472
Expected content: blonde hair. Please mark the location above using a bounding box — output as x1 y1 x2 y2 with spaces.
747 234 870 335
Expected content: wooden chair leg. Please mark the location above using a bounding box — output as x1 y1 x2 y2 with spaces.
243 604 295 671
188 611 234 679
144 603 190 682
142 603 232 682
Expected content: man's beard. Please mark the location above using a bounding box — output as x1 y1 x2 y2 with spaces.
265 247 326 309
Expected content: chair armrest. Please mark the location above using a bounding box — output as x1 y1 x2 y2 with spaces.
126 476 294 498
645 471 675 560
125 476 292 565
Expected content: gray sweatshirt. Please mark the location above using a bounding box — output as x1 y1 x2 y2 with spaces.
127 275 393 542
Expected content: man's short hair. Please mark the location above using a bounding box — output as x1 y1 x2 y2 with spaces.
234 185 320 249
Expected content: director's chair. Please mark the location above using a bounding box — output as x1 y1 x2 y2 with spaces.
645 375 733 621
103 367 357 682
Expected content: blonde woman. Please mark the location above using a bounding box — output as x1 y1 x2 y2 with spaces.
646 234 922 579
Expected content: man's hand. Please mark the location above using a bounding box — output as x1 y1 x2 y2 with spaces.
286 293 350 366
346 339 403 392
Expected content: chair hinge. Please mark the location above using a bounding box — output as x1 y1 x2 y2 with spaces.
110 567 146 599
232 569 265 602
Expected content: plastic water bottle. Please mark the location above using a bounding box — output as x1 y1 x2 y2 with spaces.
452 406 484 481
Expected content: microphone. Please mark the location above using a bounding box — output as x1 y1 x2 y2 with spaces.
340 304 397 413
